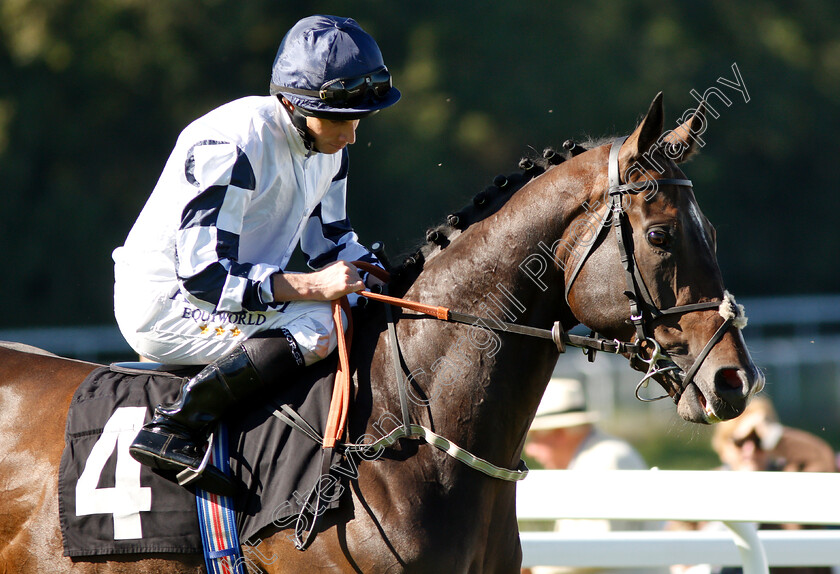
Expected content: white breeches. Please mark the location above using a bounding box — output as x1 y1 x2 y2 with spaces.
115 290 346 366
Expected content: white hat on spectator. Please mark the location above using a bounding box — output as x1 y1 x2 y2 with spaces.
529 377 600 431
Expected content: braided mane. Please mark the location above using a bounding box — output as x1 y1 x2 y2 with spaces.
387 141 590 295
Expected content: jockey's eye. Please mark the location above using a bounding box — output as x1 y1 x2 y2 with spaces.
647 228 671 248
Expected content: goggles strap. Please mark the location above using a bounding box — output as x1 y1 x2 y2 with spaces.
270 68 390 105
272 84 321 98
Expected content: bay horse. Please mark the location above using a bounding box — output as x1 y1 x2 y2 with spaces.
0 93 762 573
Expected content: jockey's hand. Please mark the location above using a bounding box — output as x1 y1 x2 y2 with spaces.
272 262 365 302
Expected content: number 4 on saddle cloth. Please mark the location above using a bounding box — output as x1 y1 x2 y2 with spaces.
58 353 344 557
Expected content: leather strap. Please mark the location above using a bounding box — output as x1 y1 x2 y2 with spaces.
323 297 352 448
564 205 611 304
361 290 450 320
322 260 398 450
383 287 412 434
270 84 322 98
361 290 642 356
681 316 734 388
269 403 323 445
608 135 626 190
343 423 529 482
353 260 391 283
653 301 721 317
611 192 647 342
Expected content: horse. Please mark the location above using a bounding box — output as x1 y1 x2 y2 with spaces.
0 93 762 573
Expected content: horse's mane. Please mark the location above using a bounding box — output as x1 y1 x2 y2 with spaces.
387 139 597 295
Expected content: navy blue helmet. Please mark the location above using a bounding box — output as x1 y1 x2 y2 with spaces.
270 15 401 119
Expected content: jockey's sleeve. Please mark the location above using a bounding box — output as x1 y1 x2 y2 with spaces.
175 141 278 313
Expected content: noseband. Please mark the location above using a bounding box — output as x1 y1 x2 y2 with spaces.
564 137 747 402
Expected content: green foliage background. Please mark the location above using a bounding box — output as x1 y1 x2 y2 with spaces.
2 0 839 328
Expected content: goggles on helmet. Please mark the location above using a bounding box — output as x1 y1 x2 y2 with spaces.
319 68 392 102
272 68 392 106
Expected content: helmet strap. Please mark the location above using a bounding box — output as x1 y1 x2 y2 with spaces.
279 97 318 153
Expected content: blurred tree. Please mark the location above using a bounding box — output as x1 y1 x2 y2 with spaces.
1 0 838 328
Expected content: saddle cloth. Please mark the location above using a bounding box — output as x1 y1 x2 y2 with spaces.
59 354 342 557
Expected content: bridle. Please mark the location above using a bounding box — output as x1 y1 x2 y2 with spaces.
353 136 748 408
563 136 746 401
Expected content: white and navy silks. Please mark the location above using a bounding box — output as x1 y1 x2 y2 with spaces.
113 96 380 366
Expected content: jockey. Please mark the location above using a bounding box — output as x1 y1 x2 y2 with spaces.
113 15 400 495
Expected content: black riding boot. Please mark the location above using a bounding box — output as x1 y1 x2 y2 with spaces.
129 335 303 495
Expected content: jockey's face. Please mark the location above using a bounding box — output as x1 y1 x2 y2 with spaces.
305 116 359 154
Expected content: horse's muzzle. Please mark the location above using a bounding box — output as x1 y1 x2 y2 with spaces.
677 363 764 424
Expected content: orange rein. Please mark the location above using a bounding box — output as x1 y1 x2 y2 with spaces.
357 291 450 321
354 260 450 319
322 296 352 449
322 261 454 449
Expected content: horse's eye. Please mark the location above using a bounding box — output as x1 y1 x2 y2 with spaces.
647 228 671 248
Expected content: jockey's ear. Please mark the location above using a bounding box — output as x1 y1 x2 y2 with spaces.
619 92 665 172
661 103 707 164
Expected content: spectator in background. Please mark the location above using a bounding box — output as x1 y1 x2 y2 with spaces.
712 395 836 474
670 395 837 574
521 377 667 574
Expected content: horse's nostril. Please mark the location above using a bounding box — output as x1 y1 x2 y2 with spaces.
716 368 743 390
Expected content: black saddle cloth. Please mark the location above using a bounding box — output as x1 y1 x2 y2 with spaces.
58 352 342 557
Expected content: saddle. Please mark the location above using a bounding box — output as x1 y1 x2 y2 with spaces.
58 351 345 557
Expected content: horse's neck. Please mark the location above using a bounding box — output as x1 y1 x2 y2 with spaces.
401 157 603 465
420 157 602 320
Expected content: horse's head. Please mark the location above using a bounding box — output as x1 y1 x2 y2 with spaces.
565 93 763 423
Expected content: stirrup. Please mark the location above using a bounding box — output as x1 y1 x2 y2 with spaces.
176 431 215 487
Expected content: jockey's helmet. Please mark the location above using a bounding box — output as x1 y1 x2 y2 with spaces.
270 15 401 120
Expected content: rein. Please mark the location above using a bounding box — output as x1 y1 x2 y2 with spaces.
358 289 642 356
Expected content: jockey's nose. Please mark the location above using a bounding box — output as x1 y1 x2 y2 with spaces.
340 121 358 145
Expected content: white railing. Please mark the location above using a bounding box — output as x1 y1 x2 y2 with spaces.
517 470 840 573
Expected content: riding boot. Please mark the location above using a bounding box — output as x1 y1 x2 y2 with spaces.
129 336 304 495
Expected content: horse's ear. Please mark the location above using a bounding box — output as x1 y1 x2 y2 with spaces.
662 103 707 164
621 92 665 166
